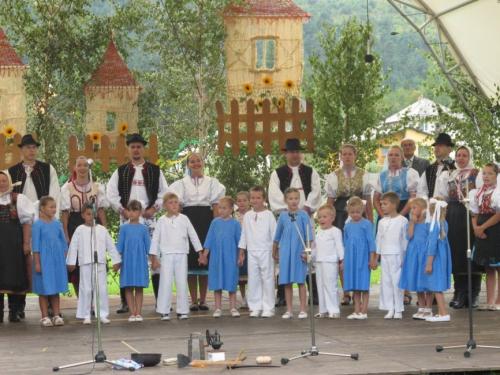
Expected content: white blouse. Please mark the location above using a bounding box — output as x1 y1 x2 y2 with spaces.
469 187 500 214
168 175 225 207
60 181 108 212
0 192 35 225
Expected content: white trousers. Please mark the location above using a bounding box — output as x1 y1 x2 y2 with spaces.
316 262 340 314
77 263 109 319
247 251 275 313
156 253 189 315
379 254 404 313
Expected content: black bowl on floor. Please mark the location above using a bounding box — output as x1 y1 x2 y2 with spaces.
131 353 162 367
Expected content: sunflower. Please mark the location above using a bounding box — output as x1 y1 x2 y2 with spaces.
243 83 253 95
284 80 295 90
1 125 16 139
262 76 273 86
119 123 128 135
277 97 286 109
257 99 264 108
89 132 102 144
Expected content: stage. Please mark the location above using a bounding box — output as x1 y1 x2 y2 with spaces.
2 288 500 374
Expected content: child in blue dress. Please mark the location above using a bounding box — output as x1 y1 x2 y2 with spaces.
423 198 452 322
32 196 68 327
343 197 377 320
399 198 432 320
200 196 241 318
117 200 151 323
273 187 312 320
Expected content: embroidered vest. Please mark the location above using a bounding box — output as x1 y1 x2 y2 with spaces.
0 193 19 224
425 161 456 198
335 167 364 198
380 168 409 200
117 162 160 209
276 164 313 199
9 161 51 199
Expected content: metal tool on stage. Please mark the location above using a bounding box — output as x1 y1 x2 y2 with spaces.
53 159 131 372
281 212 359 365
436 187 500 357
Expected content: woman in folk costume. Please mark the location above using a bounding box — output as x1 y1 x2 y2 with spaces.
0 170 35 323
61 156 108 295
469 163 500 310
325 143 373 306
435 146 481 309
169 153 225 312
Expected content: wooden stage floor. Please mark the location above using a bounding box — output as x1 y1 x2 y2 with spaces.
1 290 500 375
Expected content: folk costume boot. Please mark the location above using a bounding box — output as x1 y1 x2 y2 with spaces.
8 295 21 323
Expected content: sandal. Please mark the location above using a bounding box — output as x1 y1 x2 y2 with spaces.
341 295 351 306
198 303 209 311
189 304 199 312
404 293 412 306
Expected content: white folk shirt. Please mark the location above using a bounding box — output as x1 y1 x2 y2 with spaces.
376 215 408 255
22 163 60 217
168 175 225 207
60 181 108 211
149 213 203 255
106 163 169 213
313 227 344 263
238 209 277 252
66 224 121 266
0 192 35 224
268 166 322 213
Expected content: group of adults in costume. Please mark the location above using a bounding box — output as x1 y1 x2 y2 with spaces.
0 130 498 322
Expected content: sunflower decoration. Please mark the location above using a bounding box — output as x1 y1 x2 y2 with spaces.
1 125 16 139
89 132 102 144
118 122 128 135
262 76 273 86
284 80 295 90
277 97 286 110
243 83 253 95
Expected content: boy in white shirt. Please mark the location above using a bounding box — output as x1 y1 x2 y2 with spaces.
150 193 203 321
313 205 344 319
376 192 409 319
67 204 121 324
238 186 277 318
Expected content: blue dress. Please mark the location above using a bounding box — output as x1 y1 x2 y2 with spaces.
421 221 452 292
399 222 429 292
117 223 151 288
32 220 68 296
343 218 376 292
274 210 311 285
205 218 241 292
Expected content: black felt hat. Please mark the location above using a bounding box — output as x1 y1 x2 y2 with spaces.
18 134 41 148
282 138 304 152
432 133 454 147
126 133 148 146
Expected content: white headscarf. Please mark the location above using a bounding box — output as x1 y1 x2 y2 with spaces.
0 170 22 198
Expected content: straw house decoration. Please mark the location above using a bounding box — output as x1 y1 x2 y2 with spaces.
223 0 310 108
0 28 27 136
84 40 140 142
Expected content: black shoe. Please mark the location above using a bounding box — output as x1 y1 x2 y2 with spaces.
198 303 209 311
190 304 199 312
471 294 480 309
9 311 20 323
116 305 129 314
453 291 467 309
17 310 25 319
449 290 459 308
0 312 3 323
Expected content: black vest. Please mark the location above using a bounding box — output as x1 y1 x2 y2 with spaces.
276 164 313 199
9 161 51 199
425 160 455 197
117 162 160 209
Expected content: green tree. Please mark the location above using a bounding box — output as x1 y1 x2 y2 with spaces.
306 18 387 174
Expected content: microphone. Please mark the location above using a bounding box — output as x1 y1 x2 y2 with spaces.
87 158 94 167
288 212 297 222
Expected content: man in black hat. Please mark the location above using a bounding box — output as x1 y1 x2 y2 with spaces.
417 132 455 199
268 138 322 306
107 133 168 314
8 133 61 321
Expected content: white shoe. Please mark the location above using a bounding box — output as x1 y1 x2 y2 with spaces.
298 311 308 319
178 314 189 320
261 311 274 318
213 309 222 318
52 315 64 326
128 315 136 322
83 317 91 325
412 308 425 320
384 311 394 320
100 317 110 324
393 312 403 320
161 314 170 321
135 315 144 322
355 313 367 320
425 314 450 322
281 311 293 320
40 317 53 327
314 313 325 318
249 310 261 318
231 308 240 318
347 313 359 320
329 313 340 319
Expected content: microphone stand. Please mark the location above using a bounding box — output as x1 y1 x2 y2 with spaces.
281 213 358 365
53 164 132 372
436 184 500 357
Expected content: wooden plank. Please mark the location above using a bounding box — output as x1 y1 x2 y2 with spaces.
230 99 240 156
262 99 272 154
246 99 256 156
